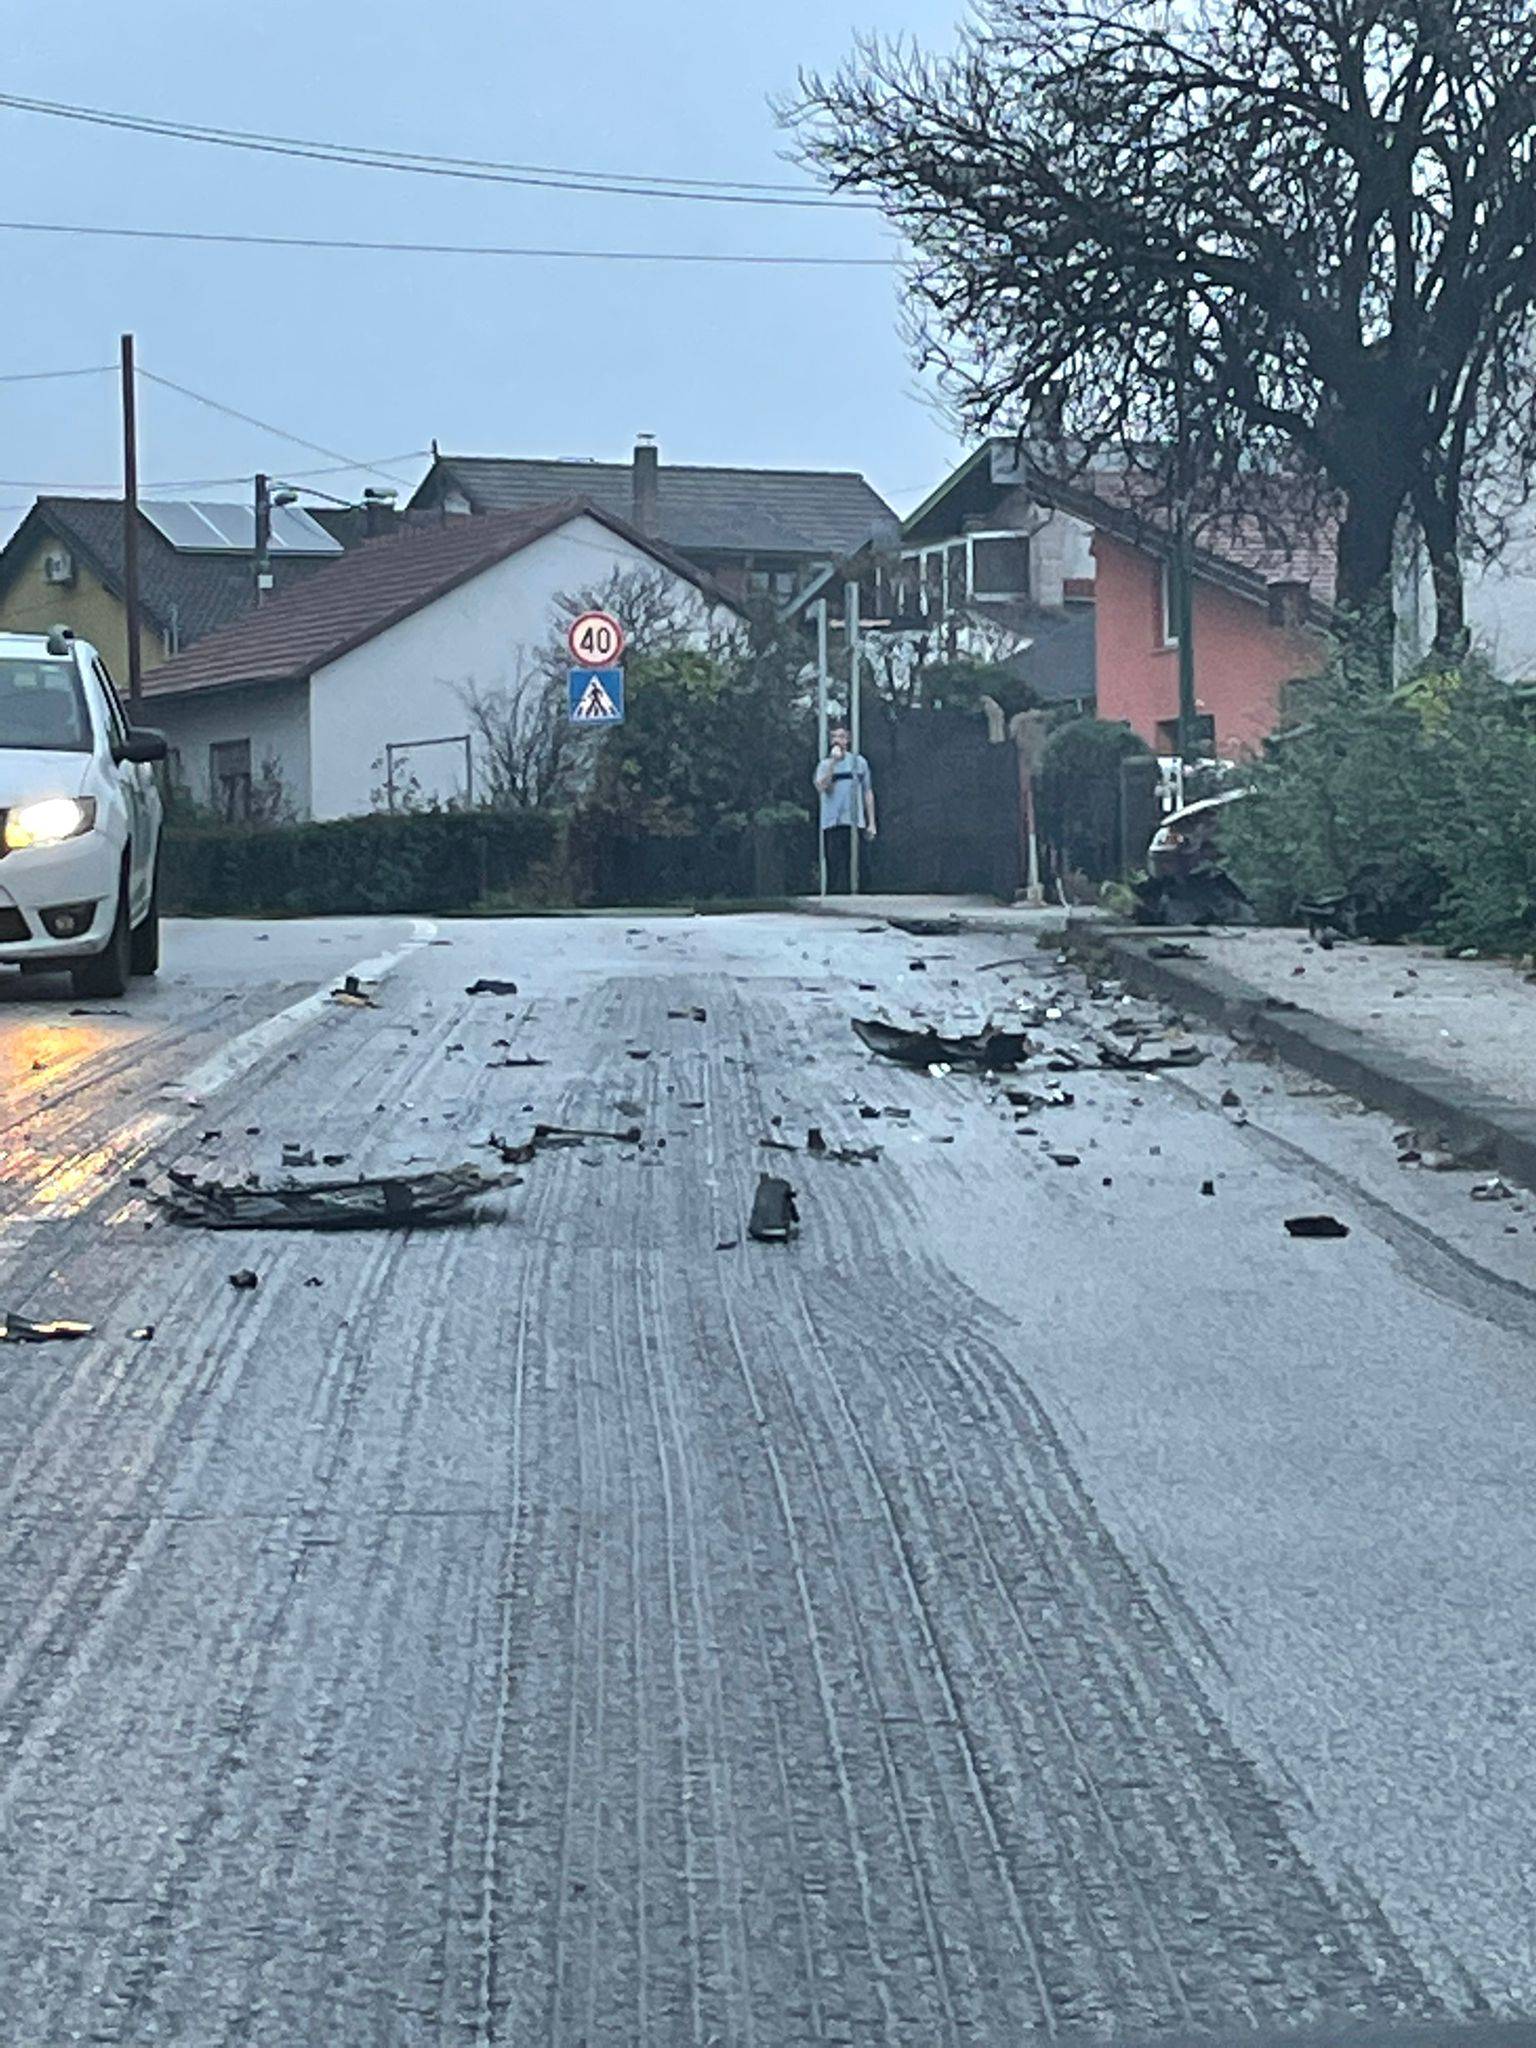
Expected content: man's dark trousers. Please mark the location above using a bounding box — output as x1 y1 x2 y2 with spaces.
823 825 867 895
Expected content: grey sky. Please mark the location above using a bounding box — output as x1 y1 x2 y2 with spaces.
2 0 968 539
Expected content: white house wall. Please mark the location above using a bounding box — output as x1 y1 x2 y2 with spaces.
148 679 312 815
308 516 727 821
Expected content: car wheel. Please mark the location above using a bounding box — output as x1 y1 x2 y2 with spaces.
70 874 131 1000
129 859 160 976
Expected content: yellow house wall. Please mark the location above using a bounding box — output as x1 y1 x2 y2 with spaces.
0 533 166 685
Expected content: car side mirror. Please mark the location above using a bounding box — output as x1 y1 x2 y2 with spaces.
113 726 169 766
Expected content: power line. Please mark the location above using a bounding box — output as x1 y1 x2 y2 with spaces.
146 450 431 491
0 363 114 383
136 370 415 484
0 91 874 211
0 218 895 268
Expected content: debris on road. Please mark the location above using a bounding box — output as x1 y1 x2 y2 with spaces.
0 1312 93 1342
486 1055 549 1069
129 1326 154 1341
228 1270 260 1290
853 1016 1032 1072
715 1237 739 1252
886 915 962 937
1220 1088 1243 1108
466 979 519 997
1284 1215 1351 1238
749 1174 799 1242
162 1163 518 1231
283 1143 317 1169
1005 1084 1075 1111
331 975 379 1009
1201 1180 1217 1197
1471 1177 1517 1202
627 1048 653 1061
1095 1037 1205 1072
1049 1152 1081 1167
668 1006 707 1022
1146 941 1206 961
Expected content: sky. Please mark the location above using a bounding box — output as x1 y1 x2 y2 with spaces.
1 0 972 542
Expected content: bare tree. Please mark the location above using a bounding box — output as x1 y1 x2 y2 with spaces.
458 566 719 809
792 0 1536 654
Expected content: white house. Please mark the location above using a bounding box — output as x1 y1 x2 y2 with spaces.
141 501 736 820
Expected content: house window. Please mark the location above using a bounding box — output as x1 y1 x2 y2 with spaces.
1159 560 1180 646
970 534 1030 599
210 737 253 822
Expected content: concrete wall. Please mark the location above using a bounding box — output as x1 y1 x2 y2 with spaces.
308 515 727 820
1092 532 1325 756
0 532 167 684
147 680 313 816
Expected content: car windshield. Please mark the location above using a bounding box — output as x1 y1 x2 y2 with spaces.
0 657 91 752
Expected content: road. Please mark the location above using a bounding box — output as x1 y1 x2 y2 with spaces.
1 910 1534 2044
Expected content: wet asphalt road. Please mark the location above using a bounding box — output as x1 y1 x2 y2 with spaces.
2 911 1536 2044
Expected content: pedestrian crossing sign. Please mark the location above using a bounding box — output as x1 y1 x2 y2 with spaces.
568 666 625 726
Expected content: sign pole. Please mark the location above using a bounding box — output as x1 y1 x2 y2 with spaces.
846 578 862 896
816 598 830 899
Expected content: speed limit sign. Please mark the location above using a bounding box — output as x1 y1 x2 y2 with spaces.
568 610 626 667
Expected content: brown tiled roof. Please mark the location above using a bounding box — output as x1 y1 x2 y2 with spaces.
0 497 338 648
413 454 899 558
142 501 722 697
1027 464 1338 615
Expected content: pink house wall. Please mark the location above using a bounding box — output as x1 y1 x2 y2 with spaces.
1092 533 1325 757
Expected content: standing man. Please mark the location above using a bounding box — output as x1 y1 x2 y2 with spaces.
814 721 876 895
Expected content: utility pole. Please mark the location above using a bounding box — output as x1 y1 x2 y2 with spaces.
253 473 272 606
120 334 143 717
1172 226 1200 771
845 578 862 896
815 597 830 899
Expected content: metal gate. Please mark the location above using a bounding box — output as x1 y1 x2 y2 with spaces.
858 706 1021 899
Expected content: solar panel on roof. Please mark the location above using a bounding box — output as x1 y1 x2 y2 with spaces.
140 501 342 556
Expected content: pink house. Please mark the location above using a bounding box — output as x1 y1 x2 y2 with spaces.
1034 471 1335 758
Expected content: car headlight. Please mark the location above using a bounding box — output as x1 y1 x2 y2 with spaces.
4 796 96 850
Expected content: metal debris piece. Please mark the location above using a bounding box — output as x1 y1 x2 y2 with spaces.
534 1123 642 1148
749 1174 799 1242
129 1326 154 1340
1220 1088 1242 1108
1095 1038 1205 1072
887 916 962 937
1201 1179 1217 1197
627 1049 653 1061
668 1006 707 1022
282 1144 316 1168
466 979 519 997
1006 1083 1075 1111
758 1136 797 1153
1284 1215 1350 1239
486 1055 548 1069
322 1153 348 1167
1146 941 1205 961
1049 1152 1081 1167
163 1163 517 1231
807 1127 827 1155
908 960 928 973
715 1238 739 1252
229 1270 260 1290
852 1017 1032 1072
1472 1178 1517 1202
332 974 379 1009
0 1312 93 1342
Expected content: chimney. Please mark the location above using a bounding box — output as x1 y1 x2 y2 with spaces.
632 435 659 536
362 488 398 540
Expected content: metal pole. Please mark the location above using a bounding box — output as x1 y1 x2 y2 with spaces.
254 473 272 607
846 578 862 895
815 598 830 899
1174 521 1198 766
120 334 143 717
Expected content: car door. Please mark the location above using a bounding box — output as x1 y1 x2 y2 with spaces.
91 659 154 918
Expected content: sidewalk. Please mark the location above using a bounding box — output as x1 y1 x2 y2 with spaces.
1070 920 1536 1187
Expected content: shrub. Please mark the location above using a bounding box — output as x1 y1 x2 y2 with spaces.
162 808 563 917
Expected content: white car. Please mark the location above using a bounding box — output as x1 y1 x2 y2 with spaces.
0 629 166 998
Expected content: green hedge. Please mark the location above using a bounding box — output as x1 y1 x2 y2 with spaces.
163 808 563 917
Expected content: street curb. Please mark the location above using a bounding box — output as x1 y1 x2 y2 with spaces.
791 897 1076 939
1062 926 1536 1189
